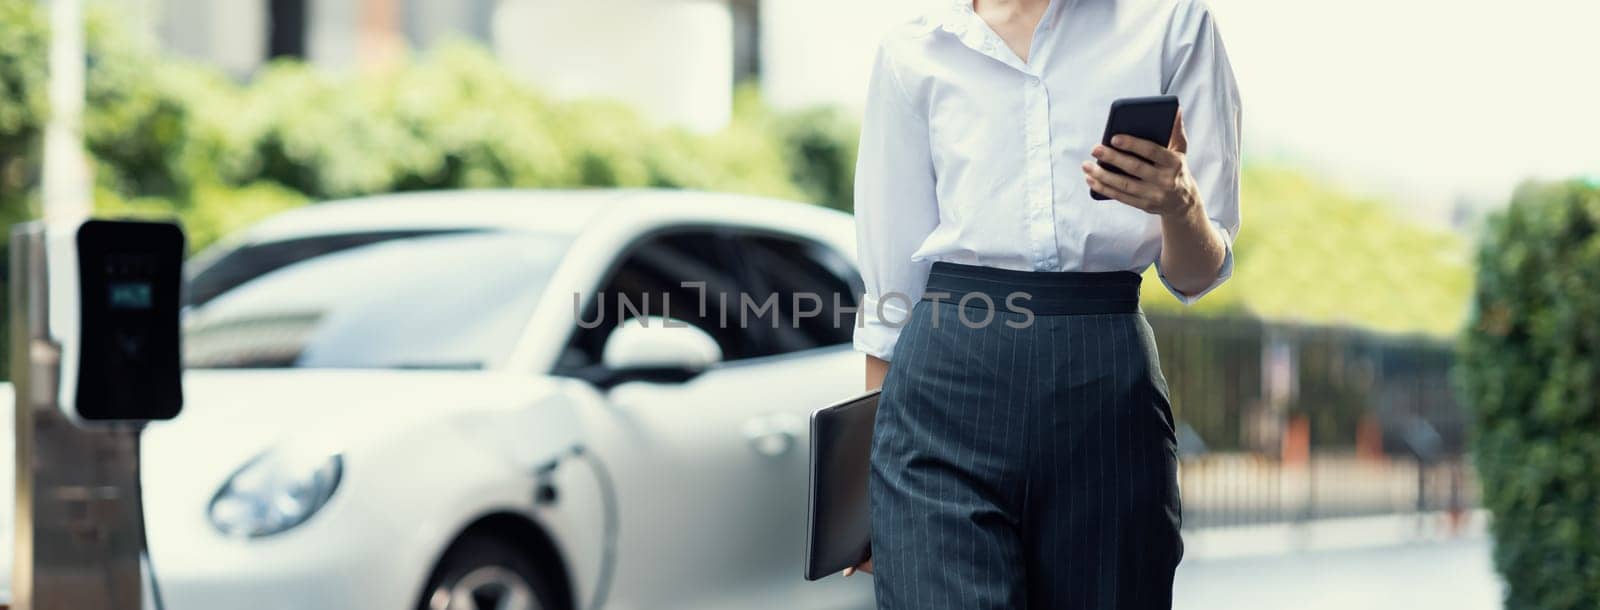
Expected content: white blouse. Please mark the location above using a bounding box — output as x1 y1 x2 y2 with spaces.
853 0 1243 361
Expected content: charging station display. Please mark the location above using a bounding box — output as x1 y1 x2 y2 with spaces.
73 219 185 420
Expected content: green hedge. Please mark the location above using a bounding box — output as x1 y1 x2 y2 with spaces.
1458 179 1600 609
0 2 859 255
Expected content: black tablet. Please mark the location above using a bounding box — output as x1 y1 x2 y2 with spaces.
803 389 880 581
1091 95 1180 200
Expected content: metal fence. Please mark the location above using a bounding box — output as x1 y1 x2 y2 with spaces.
1146 314 1475 529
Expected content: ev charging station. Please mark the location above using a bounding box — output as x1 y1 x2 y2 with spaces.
10 218 185 610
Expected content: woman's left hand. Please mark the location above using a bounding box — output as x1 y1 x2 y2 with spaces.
1081 111 1200 218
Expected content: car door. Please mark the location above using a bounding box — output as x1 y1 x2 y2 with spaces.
556 229 863 610
722 232 877 608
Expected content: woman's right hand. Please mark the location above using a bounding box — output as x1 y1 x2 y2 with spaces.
843 555 873 577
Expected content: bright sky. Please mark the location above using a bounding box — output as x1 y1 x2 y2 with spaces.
1204 0 1600 218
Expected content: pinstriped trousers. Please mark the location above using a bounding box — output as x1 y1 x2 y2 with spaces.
870 262 1183 610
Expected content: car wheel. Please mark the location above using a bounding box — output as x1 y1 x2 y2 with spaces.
420 533 561 610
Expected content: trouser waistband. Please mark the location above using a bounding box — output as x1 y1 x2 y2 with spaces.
923 261 1142 315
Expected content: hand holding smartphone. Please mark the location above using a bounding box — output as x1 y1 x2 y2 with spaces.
1090 95 1179 201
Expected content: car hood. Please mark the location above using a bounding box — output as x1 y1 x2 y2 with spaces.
147 369 541 470
139 369 583 532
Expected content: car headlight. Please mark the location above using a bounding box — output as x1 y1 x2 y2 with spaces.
208 450 343 538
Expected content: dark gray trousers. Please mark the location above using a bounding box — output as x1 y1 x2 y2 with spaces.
870 262 1183 610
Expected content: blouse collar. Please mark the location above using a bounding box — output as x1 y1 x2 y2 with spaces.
938 0 993 55
941 0 1068 32
937 0 1046 75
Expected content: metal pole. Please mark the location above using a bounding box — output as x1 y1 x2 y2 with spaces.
11 225 147 610
42 0 92 224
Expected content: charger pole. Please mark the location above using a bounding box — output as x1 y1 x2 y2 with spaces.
10 226 147 610
11 1 152 607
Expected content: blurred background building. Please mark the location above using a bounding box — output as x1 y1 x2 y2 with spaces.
103 0 932 133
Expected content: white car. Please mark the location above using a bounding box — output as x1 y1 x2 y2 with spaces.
41 190 876 610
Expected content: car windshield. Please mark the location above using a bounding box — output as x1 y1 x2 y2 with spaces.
183 230 570 370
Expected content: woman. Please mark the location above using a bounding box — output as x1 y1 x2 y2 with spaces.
846 0 1241 608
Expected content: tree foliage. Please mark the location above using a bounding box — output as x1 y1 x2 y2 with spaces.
1457 179 1600 610
0 0 48 227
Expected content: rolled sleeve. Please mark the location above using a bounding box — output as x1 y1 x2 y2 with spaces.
852 39 938 361
1158 0 1243 305
853 293 916 360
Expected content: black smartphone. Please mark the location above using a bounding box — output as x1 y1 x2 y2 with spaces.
1090 95 1179 201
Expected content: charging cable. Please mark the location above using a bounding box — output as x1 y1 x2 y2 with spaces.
133 426 168 610
538 445 619 610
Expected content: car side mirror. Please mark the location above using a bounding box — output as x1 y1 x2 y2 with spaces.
596 317 722 388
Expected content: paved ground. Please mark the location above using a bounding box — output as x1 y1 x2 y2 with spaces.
1175 536 1502 610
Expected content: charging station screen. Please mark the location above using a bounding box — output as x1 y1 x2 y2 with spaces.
108 281 154 310
75 220 185 421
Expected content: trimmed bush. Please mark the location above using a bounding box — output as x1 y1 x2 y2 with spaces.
1458 179 1600 609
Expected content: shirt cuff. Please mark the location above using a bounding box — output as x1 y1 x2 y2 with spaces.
1158 220 1235 305
852 293 914 361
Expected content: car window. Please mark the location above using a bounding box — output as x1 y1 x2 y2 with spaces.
184 231 570 370
732 234 861 356
186 229 469 308
558 230 764 372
